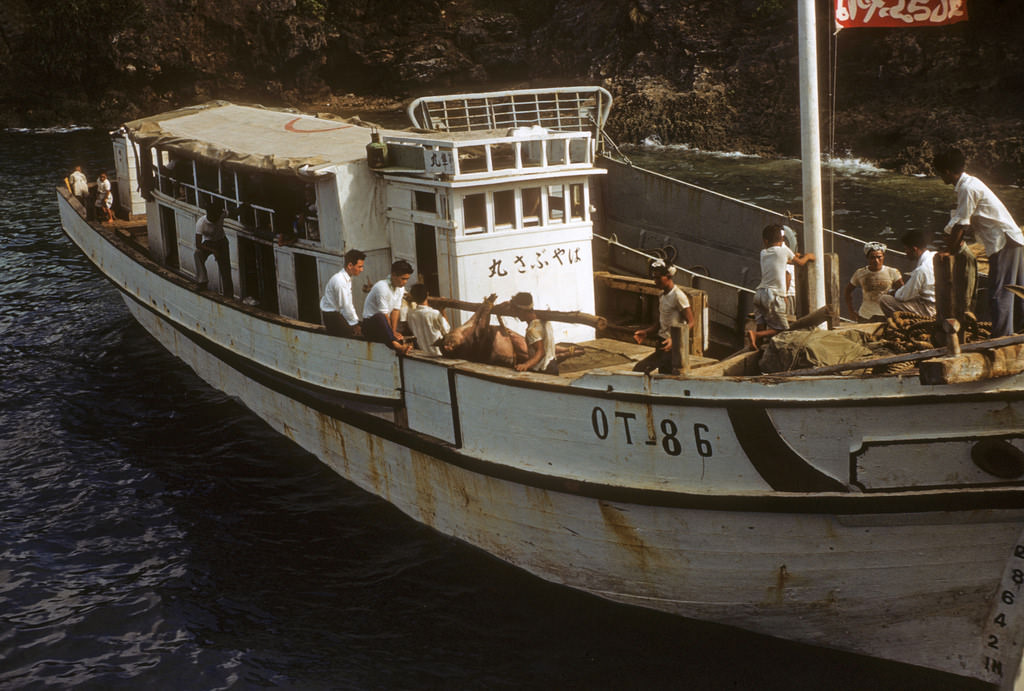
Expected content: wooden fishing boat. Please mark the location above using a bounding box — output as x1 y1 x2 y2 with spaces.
56 81 1024 687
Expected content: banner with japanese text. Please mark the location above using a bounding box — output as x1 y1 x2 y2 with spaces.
835 0 968 28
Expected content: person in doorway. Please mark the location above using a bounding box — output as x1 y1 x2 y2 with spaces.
406 284 450 356
94 172 113 223
320 249 366 337
844 241 904 322
66 166 89 210
362 259 413 353
633 260 695 374
934 148 1022 335
510 292 558 374
194 204 234 297
747 224 815 348
879 230 936 319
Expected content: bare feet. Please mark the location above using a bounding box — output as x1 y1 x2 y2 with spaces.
746 329 758 350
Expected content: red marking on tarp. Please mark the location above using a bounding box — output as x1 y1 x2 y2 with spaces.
284 117 352 133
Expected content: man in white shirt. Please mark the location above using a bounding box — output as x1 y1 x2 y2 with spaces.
406 284 450 356
320 249 366 338
194 205 233 296
879 230 936 319
510 292 557 374
66 166 89 209
935 148 1023 336
633 261 695 374
362 259 413 353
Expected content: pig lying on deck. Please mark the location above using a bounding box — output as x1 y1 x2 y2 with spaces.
439 294 529 367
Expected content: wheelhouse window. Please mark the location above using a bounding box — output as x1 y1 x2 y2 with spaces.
414 190 437 214
569 138 588 164
493 190 515 230
570 183 585 221
547 140 567 166
521 187 541 227
547 185 565 224
463 193 487 235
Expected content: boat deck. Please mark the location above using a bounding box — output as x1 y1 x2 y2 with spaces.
557 338 717 376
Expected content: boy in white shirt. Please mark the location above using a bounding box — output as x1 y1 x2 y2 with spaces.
747 223 814 348
406 284 450 356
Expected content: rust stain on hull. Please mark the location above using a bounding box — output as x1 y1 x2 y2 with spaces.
598 500 656 570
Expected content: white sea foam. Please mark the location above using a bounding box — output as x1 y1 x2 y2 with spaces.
638 138 760 159
825 156 885 175
4 125 93 134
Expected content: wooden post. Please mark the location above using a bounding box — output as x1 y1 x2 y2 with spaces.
823 252 840 328
934 252 954 327
671 324 690 375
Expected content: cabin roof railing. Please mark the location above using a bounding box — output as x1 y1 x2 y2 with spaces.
407 86 613 134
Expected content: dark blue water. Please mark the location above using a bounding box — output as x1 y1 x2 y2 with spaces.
0 130 984 689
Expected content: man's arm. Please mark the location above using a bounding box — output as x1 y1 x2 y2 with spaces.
894 267 923 301
388 309 403 341
633 323 657 344
661 307 695 351
844 282 858 321
515 340 544 372
944 223 967 254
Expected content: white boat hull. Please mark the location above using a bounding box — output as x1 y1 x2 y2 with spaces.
59 190 1024 684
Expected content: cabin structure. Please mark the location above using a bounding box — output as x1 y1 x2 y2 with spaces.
121 90 614 342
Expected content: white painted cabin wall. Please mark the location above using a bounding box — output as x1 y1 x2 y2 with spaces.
451 222 596 342
314 174 344 251
335 161 388 253
112 136 147 218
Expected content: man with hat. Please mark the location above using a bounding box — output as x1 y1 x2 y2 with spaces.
632 260 695 374
510 292 558 374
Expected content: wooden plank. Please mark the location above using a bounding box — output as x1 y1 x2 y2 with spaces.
919 343 1024 384
429 297 607 330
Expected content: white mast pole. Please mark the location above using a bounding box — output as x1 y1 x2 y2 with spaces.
798 0 826 313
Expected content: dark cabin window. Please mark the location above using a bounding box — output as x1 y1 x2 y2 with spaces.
294 253 320 323
158 205 179 269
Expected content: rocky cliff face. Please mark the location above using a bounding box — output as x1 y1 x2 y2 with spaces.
3 0 1023 181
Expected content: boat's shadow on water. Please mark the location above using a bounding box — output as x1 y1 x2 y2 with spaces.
31 323 985 689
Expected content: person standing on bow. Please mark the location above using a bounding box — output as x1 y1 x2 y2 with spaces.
194 204 234 297
633 261 695 374
844 241 903 322
66 166 89 211
362 259 413 353
320 249 366 338
879 231 936 319
934 148 1022 336
94 172 113 223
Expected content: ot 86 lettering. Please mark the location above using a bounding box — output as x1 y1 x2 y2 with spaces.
591 406 713 458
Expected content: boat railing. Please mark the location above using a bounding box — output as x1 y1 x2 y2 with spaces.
382 130 596 181
407 86 613 134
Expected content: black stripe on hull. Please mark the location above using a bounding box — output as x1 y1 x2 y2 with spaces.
728 407 846 492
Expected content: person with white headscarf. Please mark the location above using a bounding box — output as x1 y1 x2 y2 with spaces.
844 241 903 321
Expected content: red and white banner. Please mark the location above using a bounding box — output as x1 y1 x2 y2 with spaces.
835 0 968 28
